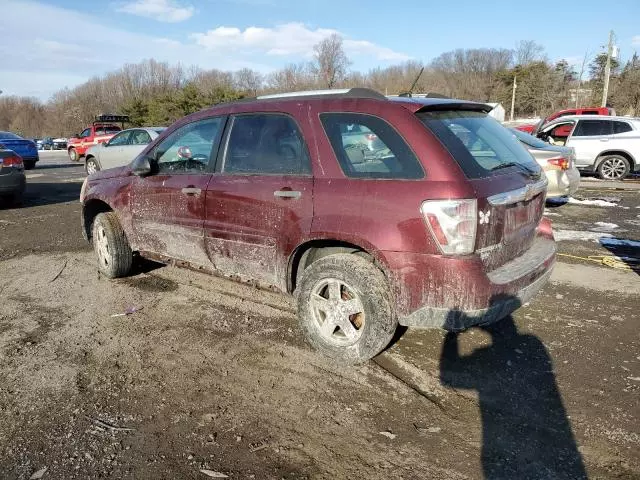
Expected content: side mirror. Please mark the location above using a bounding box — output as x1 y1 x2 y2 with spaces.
131 155 152 176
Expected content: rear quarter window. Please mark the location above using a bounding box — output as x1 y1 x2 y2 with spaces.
319 113 424 179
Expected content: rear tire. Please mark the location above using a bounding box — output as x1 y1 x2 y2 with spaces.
296 253 397 364
597 155 630 180
92 212 133 278
68 148 78 162
23 160 36 170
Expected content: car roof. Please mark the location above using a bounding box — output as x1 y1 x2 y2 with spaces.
546 115 639 123
202 88 492 114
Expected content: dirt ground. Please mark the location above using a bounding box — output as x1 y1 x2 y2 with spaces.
0 152 639 479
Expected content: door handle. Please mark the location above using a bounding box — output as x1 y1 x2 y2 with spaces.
181 187 201 196
274 190 301 199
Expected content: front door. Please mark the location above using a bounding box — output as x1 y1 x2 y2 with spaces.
100 130 132 169
131 117 225 267
204 112 314 289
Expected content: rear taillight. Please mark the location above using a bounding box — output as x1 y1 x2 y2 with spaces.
365 134 377 141
547 156 569 170
421 199 477 255
2 155 23 168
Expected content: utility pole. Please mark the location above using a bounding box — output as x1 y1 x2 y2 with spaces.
575 52 588 108
509 75 517 121
601 30 614 107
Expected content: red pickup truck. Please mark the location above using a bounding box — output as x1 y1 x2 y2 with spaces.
516 107 615 138
67 115 129 162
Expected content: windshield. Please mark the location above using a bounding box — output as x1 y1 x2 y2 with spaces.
419 111 540 179
510 128 549 149
95 126 122 135
0 131 22 140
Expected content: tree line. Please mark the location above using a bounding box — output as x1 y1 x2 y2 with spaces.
2 36 639 138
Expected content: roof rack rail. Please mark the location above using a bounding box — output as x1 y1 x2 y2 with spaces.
256 88 386 100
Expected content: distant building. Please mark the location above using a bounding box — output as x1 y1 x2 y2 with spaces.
486 103 505 122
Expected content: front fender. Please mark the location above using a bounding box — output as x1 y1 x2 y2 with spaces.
81 175 134 243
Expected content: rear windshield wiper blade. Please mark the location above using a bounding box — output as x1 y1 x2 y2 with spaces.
490 162 518 171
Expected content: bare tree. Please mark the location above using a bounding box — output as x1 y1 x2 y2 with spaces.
312 34 351 88
233 68 263 96
515 40 546 66
266 63 316 92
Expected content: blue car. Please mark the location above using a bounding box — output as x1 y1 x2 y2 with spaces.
0 132 39 170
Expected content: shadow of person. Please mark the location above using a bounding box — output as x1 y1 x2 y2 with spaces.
439 307 587 479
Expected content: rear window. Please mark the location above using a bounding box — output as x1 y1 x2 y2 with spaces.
95 126 122 135
510 128 549 149
419 111 540 179
0 131 22 140
320 113 423 179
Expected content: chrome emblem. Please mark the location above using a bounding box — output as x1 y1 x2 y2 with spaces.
479 210 491 225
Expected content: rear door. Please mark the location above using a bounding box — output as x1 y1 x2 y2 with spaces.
204 111 313 289
567 119 613 167
131 117 225 267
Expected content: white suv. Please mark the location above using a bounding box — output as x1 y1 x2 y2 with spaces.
536 115 640 180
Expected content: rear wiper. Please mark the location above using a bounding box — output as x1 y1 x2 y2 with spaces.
490 162 518 171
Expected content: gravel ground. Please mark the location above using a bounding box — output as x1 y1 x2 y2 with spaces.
0 151 638 479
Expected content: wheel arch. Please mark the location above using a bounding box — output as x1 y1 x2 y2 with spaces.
286 238 391 294
81 199 113 241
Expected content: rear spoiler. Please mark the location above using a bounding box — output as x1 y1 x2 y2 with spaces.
416 101 493 114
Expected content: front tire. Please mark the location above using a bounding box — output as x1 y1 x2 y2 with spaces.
296 253 397 364
92 212 133 278
85 157 99 175
68 148 78 162
597 155 630 180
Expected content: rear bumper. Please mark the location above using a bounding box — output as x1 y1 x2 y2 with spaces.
0 169 26 195
21 155 39 163
545 167 580 198
383 231 556 330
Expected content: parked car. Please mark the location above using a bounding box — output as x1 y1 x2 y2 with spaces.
0 131 39 170
80 88 556 363
38 137 54 150
52 137 67 150
511 128 580 198
535 116 640 180
84 127 166 174
0 147 26 205
516 107 615 137
67 115 129 162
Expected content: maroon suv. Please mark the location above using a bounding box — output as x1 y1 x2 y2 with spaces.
80 88 556 363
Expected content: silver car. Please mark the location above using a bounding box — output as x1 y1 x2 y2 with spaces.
511 128 580 198
84 127 166 175
535 116 640 180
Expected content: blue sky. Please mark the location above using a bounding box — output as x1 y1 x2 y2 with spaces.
2 0 640 100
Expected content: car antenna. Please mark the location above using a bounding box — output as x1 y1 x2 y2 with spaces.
398 67 424 98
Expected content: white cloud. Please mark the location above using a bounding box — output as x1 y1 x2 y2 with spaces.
116 0 194 23
2 1 410 100
192 23 410 61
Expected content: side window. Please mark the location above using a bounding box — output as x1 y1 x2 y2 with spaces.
573 120 612 137
131 130 152 145
223 114 311 175
80 128 91 138
108 131 132 146
320 113 423 179
581 110 600 115
613 121 633 134
155 117 223 174
557 111 575 118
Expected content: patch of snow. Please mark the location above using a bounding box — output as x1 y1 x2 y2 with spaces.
543 209 561 217
594 222 618 229
553 230 612 242
567 197 618 207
